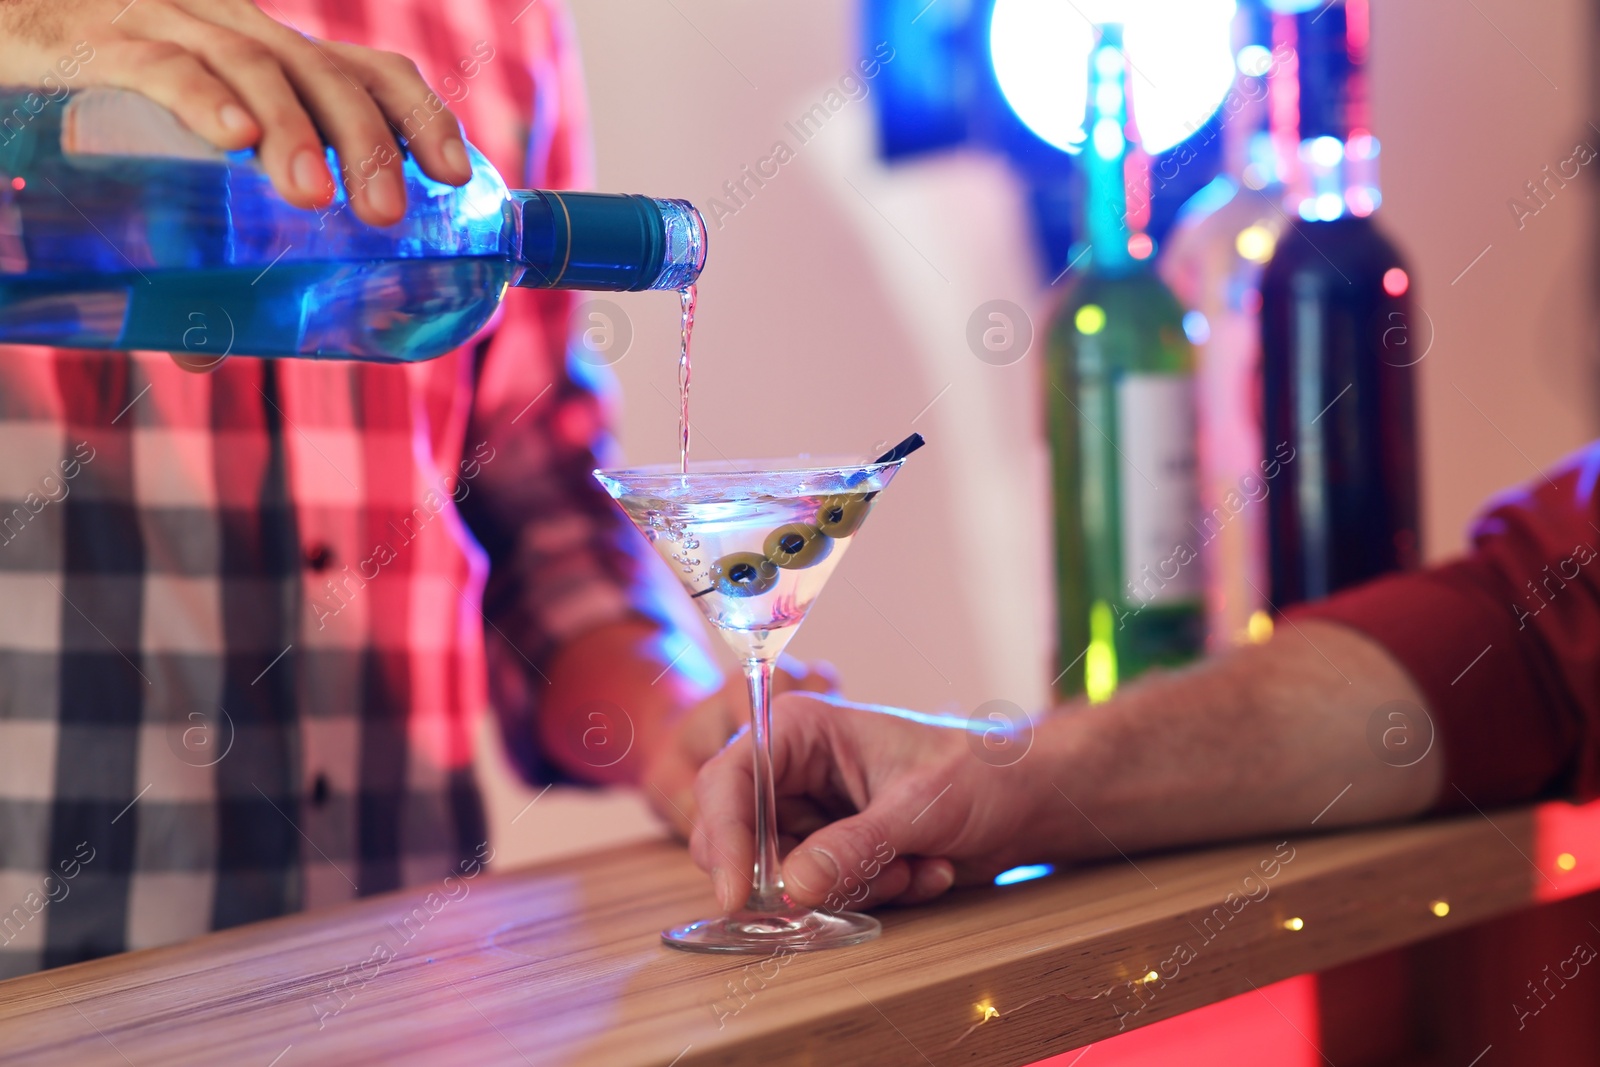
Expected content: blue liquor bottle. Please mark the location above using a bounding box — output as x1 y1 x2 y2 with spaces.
0 89 705 362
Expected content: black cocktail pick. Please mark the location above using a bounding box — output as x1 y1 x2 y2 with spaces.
872 432 925 465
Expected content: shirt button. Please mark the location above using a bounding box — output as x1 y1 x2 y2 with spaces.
310 772 330 808
304 543 334 571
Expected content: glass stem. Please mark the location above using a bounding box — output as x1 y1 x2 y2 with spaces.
743 655 787 912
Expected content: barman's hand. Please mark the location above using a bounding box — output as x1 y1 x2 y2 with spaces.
0 0 473 225
691 621 1445 913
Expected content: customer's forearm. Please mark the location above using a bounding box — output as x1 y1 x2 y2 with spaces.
1034 620 1443 859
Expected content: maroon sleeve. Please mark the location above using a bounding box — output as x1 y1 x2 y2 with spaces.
1289 443 1600 812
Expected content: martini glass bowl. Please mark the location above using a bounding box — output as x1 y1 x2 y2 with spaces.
594 456 902 953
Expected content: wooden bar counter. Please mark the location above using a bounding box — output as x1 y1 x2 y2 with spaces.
2 800 1598 1066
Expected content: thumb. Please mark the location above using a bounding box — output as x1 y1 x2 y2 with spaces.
781 791 930 908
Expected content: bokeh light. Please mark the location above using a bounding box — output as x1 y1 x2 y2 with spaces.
1235 225 1276 263
994 864 1055 885
1236 43 1273 77
990 0 1239 156
1076 304 1108 335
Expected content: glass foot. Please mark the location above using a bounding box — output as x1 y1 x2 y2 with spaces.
662 905 881 954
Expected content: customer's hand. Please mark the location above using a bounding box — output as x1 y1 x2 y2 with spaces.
690 693 1052 913
538 618 836 835
0 0 472 225
642 658 837 838
690 620 1446 916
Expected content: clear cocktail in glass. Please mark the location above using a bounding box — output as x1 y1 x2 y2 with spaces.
594 456 903 953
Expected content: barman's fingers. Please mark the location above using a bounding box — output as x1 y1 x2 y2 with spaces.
184 1 410 225
111 7 331 209
83 36 265 156
318 39 473 188
0 0 479 224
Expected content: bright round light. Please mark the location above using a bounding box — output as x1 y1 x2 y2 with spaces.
1382 267 1409 297
1235 224 1276 263
1128 233 1155 259
1182 310 1210 343
1236 44 1273 77
990 0 1239 156
1093 117 1126 160
1246 610 1274 643
1075 304 1107 334
1306 135 1344 168
1314 193 1344 221
989 0 1095 153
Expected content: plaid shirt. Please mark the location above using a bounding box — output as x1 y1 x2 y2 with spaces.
0 0 662 978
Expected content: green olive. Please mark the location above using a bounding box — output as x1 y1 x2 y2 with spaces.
763 523 832 569
815 494 872 538
709 552 779 597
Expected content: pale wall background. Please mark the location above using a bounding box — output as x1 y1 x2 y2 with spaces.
481 0 1600 861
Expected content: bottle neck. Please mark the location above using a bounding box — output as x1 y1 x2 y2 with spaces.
1278 0 1380 221
1083 26 1139 277
505 191 706 291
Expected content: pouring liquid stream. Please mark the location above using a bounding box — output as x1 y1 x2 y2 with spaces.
678 284 697 476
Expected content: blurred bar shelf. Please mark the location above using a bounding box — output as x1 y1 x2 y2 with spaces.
2 800 1597 1065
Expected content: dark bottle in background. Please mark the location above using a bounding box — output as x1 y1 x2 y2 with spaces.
1259 0 1419 609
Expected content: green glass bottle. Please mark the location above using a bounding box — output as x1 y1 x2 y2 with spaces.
1047 25 1204 702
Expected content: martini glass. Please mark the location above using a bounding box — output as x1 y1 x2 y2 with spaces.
595 451 909 953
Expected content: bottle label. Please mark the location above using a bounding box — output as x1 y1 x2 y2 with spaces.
1116 373 1202 608
63 89 224 161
